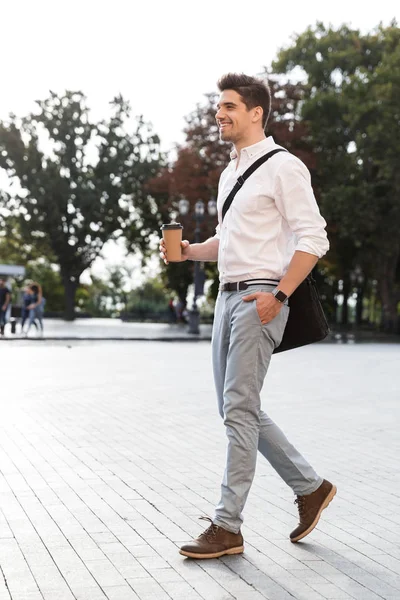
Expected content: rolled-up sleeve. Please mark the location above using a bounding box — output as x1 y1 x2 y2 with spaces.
274 157 329 258
214 222 221 240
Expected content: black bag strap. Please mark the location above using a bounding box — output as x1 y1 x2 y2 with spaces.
221 148 287 222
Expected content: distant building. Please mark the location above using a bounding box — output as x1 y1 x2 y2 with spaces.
0 264 26 278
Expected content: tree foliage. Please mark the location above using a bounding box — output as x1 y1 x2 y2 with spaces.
0 91 164 319
272 21 400 331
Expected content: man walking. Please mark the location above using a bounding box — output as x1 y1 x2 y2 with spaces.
160 73 336 559
0 278 11 336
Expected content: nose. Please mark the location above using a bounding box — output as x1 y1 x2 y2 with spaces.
215 107 225 121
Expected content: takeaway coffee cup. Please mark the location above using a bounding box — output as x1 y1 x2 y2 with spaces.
161 222 183 262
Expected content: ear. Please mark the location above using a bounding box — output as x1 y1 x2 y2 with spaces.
252 106 263 124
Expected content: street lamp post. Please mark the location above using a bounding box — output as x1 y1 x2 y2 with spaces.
178 197 217 334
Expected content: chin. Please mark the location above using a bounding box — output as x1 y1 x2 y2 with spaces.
220 131 233 142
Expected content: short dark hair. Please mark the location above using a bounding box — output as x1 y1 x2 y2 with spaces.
217 73 271 129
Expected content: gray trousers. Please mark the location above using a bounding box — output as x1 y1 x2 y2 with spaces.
212 285 322 533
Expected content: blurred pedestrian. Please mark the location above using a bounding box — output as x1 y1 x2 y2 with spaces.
175 298 187 323
21 284 36 333
26 282 45 336
168 297 176 323
0 278 11 336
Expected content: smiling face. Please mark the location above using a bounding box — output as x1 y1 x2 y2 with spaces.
215 89 263 147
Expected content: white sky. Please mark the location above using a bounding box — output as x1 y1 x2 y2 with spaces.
1 0 398 286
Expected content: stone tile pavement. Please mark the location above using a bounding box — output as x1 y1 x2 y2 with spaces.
1 317 398 344
0 341 399 600
0 319 213 342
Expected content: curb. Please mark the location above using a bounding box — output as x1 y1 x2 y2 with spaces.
0 336 213 342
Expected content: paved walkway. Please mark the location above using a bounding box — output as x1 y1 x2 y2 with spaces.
1 318 399 344
0 319 212 341
0 342 399 600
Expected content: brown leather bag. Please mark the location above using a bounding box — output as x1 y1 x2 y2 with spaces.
221 149 330 353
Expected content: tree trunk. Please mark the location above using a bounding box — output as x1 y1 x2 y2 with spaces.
379 253 400 333
341 277 350 326
380 278 399 333
355 284 364 326
62 274 78 321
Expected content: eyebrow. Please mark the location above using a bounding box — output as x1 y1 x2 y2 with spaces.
216 101 238 109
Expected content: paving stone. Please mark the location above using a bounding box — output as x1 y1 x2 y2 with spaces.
10 595 46 600
103 586 140 600
0 342 399 600
38 591 76 600
83 560 127 587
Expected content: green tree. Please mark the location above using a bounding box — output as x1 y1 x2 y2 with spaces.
126 278 170 320
104 264 138 316
272 21 400 331
77 276 112 317
0 91 164 320
0 214 54 265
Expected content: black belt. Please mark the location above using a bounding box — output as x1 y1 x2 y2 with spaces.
219 279 280 292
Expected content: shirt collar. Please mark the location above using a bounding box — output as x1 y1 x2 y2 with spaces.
230 136 275 161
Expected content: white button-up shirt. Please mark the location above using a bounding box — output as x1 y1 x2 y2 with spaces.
215 136 329 283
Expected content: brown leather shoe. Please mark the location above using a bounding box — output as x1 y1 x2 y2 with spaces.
180 517 244 559
290 479 337 543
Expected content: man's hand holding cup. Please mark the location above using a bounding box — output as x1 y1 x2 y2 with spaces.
160 221 191 265
159 238 190 265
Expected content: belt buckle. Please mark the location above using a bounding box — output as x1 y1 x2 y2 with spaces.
219 281 244 292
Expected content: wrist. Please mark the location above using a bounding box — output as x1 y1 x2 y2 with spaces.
187 243 203 261
185 244 193 260
272 288 288 303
